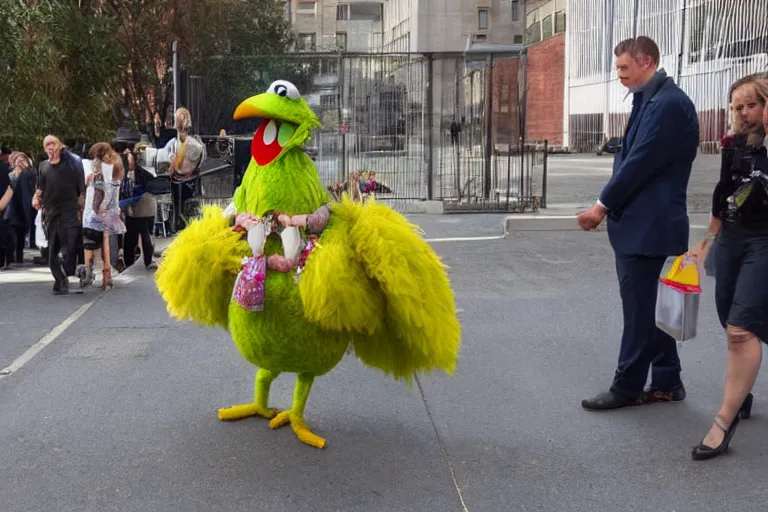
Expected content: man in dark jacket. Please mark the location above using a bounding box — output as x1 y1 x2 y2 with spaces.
33 135 86 295
578 36 700 410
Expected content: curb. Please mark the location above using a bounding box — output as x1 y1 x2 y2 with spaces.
503 214 606 235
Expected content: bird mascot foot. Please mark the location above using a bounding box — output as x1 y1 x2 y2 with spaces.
218 368 280 421
267 373 326 448
218 403 278 421
269 411 327 449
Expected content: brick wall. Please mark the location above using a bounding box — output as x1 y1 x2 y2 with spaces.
525 33 565 145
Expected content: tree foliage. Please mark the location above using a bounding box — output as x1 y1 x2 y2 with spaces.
184 0 315 135
0 0 124 156
0 0 299 154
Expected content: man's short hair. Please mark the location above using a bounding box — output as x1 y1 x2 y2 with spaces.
614 36 661 66
43 134 64 148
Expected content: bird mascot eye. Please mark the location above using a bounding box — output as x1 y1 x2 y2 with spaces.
267 80 301 100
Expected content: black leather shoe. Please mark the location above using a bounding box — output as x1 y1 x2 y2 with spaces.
642 385 686 404
692 415 741 461
581 391 643 411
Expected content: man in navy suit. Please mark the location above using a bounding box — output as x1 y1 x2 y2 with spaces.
578 37 700 410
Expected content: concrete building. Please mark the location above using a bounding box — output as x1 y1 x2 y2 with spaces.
525 0 768 152
288 0 384 52
379 0 525 53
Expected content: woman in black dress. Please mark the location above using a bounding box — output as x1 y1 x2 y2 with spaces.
0 163 14 269
689 73 768 461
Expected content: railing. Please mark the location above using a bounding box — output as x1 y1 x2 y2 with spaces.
183 50 537 213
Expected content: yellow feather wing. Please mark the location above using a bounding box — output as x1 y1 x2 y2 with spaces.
300 196 461 383
154 205 250 330
299 199 386 336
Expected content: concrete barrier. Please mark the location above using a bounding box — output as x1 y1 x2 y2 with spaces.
503 214 605 235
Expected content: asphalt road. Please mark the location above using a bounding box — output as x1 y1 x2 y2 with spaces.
542 152 721 213
1 215 767 512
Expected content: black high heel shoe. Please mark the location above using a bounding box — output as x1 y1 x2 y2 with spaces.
739 393 754 420
692 414 741 461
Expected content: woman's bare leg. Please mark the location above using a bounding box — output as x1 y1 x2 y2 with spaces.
101 232 113 290
700 325 762 448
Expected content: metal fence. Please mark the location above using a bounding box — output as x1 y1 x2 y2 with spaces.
183 51 546 213
568 0 768 153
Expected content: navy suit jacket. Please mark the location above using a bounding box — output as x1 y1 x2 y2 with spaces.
600 71 700 258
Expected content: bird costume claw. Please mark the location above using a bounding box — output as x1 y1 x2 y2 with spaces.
218 403 278 421
218 368 280 421
269 411 327 449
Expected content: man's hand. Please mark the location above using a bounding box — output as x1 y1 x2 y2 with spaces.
577 203 607 231
276 213 307 228
233 212 262 232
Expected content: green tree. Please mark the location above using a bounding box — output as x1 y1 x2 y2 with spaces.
184 0 315 135
0 0 123 156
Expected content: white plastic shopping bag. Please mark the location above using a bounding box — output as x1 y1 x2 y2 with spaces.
35 210 47 249
655 255 701 342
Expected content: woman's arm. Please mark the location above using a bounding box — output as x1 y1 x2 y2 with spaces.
0 185 13 212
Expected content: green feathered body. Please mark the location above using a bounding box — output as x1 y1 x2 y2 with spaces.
228 238 350 377
156 149 461 384
228 152 347 376
234 151 330 217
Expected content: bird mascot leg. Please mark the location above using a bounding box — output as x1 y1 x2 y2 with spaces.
268 373 327 449
218 368 281 421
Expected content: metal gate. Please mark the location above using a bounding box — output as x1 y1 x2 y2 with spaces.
186 50 546 213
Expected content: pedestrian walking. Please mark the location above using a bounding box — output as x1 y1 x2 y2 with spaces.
577 36 700 410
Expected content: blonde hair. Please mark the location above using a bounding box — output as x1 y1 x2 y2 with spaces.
174 107 192 142
10 151 31 169
729 73 768 145
754 77 768 117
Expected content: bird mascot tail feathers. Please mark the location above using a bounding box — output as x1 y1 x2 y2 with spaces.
155 205 251 330
300 195 461 384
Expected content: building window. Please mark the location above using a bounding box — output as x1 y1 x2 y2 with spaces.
296 1 316 13
514 34 523 44
525 17 541 45
542 14 553 39
336 31 347 50
297 33 316 51
336 4 349 20
472 34 487 43
555 10 566 34
511 0 519 21
478 8 489 30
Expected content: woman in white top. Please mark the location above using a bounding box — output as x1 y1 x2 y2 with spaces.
77 142 127 290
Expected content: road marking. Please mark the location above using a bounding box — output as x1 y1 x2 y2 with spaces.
0 266 57 285
547 171 613 177
0 299 99 380
0 266 140 286
426 235 505 243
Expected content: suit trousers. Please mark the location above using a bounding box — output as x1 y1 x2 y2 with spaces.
610 255 683 398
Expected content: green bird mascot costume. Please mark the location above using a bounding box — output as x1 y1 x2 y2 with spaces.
155 80 461 449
